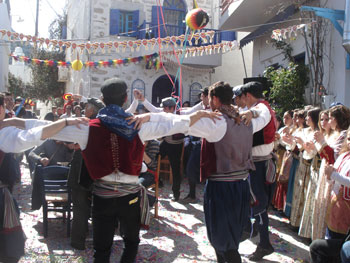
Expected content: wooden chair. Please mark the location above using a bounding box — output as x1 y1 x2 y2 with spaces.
158 156 173 185
36 165 71 238
158 144 185 185
146 155 161 218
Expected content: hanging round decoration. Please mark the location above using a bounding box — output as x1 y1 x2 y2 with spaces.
62 93 73 100
25 98 35 106
72 59 83 71
185 8 209 30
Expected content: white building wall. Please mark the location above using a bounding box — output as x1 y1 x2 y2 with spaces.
0 2 10 92
66 0 219 106
212 32 253 86
325 0 350 106
249 0 350 107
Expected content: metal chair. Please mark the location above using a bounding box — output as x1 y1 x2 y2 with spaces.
36 165 71 238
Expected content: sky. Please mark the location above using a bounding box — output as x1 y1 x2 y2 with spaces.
10 0 67 38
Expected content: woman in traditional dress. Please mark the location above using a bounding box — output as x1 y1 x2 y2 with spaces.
323 126 350 240
311 110 335 240
314 105 350 239
289 107 319 228
272 110 294 211
283 109 304 217
299 107 321 238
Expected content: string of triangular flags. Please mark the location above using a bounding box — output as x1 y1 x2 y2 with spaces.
271 21 316 41
10 39 238 70
10 53 161 70
163 40 238 57
1 29 216 54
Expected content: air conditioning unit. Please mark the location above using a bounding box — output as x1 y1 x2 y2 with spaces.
58 66 69 82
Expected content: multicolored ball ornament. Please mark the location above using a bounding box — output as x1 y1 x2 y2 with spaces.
185 8 209 30
72 59 83 71
62 93 73 101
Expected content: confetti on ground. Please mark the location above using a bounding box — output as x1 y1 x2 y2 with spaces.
13 162 310 262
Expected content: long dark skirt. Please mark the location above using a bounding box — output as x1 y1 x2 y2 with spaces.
284 157 300 217
0 188 25 261
204 179 250 253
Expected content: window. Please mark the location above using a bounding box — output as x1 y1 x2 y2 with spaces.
119 11 134 35
110 9 139 37
189 82 202 105
294 53 306 65
151 0 186 38
131 79 145 101
220 31 236 41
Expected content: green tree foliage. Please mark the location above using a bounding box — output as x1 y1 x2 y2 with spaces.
7 72 28 98
263 40 309 117
49 11 67 40
29 49 65 102
264 63 308 117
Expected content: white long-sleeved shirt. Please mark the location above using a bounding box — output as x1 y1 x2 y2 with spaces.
0 110 262 182
142 99 204 115
331 152 350 195
0 119 50 153
125 98 138 114
80 95 138 115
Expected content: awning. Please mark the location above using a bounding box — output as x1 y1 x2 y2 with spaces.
239 4 298 48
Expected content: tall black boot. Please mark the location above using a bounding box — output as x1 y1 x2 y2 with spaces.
120 239 139 263
224 249 241 263
215 249 226 263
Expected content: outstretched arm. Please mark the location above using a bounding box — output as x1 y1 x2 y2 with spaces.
0 118 89 153
125 98 139 114
131 111 225 143
142 99 163 113
179 102 203 115
41 118 88 140
0 117 27 130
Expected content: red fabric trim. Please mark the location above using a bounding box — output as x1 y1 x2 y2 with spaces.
320 145 335 164
338 153 350 200
1 225 23 234
257 100 277 144
0 151 4 166
200 139 216 182
147 168 158 182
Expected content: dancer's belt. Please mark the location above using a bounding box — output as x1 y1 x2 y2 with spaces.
302 158 312 166
208 170 249 182
93 181 150 226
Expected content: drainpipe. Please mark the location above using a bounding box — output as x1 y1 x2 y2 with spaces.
88 0 92 97
343 0 350 53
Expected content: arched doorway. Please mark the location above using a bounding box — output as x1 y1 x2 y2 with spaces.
152 75 179 106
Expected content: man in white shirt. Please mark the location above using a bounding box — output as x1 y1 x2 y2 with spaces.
0 93 88 262
59 104 73 119
133 89 209 201
239 81 277 261
15 78 218 263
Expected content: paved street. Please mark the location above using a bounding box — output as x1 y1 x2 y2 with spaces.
13 162 310 262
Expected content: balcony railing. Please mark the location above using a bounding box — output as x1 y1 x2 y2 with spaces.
136 21 227 47
220 0 241 16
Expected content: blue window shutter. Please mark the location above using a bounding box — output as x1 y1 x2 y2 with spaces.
221 31 236 41
131 10 139 37
110 9 120 35
151 6 158 38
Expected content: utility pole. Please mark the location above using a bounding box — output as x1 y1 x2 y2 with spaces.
35 0 39 36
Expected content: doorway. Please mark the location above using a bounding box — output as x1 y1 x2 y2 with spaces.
152 75 179 106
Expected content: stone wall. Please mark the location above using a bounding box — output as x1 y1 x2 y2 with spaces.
66 0 219 105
